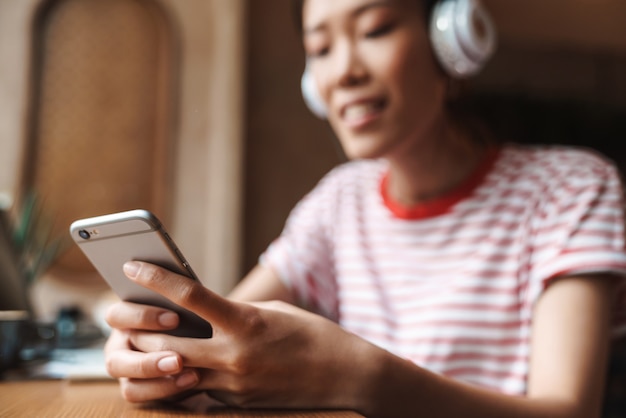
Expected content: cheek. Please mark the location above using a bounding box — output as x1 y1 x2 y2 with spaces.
385 43 447 120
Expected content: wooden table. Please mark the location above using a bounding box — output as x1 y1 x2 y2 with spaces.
0 380 362 417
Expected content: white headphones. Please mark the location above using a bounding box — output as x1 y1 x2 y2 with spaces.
301 0 497 119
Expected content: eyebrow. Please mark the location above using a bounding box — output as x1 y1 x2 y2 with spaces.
303 0 394 36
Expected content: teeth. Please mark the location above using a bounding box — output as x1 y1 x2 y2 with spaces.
344 102 380 121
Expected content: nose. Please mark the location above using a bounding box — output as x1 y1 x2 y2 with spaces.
333 39 369 88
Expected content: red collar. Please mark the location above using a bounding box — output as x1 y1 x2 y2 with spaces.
380 148 500 220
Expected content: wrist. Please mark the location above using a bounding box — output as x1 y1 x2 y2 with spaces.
328 331 389 414
337 335 432 417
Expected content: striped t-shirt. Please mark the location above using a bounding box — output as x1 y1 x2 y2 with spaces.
261 144 626 395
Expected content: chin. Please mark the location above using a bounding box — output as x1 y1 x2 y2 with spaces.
341 143 387 161
337 134 393 161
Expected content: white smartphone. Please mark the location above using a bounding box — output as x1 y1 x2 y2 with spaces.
70 209 212 338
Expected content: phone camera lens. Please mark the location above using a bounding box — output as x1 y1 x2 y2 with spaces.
78 229 90 240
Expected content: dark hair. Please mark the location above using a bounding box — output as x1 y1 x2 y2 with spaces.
292 0 439 32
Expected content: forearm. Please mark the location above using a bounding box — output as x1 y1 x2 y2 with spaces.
227 264 294 303
349 344 594 418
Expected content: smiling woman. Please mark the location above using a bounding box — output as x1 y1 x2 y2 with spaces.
102 1 626 417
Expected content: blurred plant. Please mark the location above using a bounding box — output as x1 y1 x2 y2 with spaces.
4 191 70 286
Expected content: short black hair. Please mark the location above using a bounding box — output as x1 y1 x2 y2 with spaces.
292 0 439 32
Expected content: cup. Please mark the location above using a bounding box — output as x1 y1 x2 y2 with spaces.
0 310 29 374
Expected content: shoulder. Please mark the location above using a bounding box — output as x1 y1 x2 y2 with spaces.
501 143 616 169
498 144 621 186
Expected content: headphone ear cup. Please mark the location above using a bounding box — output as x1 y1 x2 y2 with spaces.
301 65 328 119
429 0 497 78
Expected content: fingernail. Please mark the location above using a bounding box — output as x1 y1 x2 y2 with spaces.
157 356 180 373
176 371 198 388
158 312 178 328
123 261 140 278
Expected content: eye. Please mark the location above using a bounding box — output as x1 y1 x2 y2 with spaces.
308 46 330 59
304 34 330 59
365 22 395 38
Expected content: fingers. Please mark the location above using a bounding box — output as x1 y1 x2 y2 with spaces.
123 261 238 328
106 301 179 331
103 295 205 404
119 369 199 403
106 346 184 379
105 330 201 403
129 331 223 370
104 329 131 354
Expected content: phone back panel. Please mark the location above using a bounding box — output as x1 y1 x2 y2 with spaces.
70 210 212 338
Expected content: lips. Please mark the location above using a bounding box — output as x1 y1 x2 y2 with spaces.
340 99 386 127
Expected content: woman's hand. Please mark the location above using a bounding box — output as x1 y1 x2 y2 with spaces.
104 302 201 402
104 261 378 409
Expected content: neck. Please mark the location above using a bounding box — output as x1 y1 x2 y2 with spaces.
384 115 485 207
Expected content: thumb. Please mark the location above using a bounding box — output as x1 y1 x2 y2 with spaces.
123 261 238 330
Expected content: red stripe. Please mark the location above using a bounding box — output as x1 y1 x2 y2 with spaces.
443 367 526 381
424 336 529 346
341 295 524 313
344 329 529 347
541 262 626 282
344 313 524 330
416 352 528 364
340 278 527 296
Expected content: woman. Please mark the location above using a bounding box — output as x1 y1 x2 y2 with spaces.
104 1 626 416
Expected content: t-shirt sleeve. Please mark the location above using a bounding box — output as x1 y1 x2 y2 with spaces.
259 169 341 320
527 150 626 334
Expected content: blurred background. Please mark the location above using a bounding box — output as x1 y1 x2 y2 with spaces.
0 0 625 318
